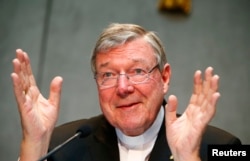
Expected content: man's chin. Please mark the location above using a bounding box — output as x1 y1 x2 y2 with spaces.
117 122 146 136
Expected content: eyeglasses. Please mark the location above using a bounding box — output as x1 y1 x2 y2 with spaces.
94 64 159 89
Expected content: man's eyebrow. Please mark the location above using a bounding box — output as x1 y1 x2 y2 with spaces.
132 58 148 64
99 62 109 68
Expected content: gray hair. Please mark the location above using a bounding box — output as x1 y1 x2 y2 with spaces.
91 23 167 74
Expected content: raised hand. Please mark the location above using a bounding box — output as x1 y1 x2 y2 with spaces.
11 49 63 160
165 67 220 161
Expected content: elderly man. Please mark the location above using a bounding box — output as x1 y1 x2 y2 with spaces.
12 23 240 161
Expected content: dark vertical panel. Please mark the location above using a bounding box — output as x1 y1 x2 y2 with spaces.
37 0 53 87
0 0 47 160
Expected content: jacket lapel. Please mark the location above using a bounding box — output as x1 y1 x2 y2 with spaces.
88 100 171 161
148 119 172 161
89 117 120 161
89 116 172 161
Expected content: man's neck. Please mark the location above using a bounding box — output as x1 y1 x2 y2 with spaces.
115 106 164 149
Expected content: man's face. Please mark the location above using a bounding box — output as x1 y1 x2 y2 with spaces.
95 38 171 136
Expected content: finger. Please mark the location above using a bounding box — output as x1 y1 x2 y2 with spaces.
190 70 202 105
196 68 213 106
15 49 30 91
203 67 213 96
13 51 22 78
48 76 63 111
23 51 37 86
211 74 219 92
12 53 26 96
165 95 178 125
210 92 220 108
202 67 219 109
202 92 220 124
201 69 220 121
11 73 26 112
16 49 24 62
194 70 202 94
16 49 36 85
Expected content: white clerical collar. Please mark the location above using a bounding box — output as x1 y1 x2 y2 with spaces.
115 106 164 149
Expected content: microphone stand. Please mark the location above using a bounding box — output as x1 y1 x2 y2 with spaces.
37 132 81 161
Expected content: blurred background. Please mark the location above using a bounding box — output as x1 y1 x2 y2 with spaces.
0 0 249 160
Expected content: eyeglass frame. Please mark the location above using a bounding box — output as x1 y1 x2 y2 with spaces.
94 64 160 89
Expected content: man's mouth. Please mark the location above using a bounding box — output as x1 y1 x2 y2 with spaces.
117 102 139 108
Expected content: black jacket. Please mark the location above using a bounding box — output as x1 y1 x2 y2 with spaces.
48 114 241 161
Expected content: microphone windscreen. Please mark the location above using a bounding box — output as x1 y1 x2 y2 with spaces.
76 125 92 138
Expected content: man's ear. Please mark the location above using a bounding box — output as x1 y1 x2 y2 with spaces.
161 63 171 94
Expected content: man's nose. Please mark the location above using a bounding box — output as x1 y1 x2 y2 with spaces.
116 74 133 97
117 74 130 89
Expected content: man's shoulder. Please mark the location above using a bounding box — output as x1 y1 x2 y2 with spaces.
55 114 105 131
203 125 241 145
199 125 241 160
50 114 107 147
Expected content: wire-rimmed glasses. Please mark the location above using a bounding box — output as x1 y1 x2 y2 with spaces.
94 64 159 89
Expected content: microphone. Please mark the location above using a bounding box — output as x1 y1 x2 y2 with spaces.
37 125 92 161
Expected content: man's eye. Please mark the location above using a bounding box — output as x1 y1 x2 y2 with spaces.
103 72 114 78
133 68 145 75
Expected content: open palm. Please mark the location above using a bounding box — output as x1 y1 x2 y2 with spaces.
11 49 63 159
165 67 220 161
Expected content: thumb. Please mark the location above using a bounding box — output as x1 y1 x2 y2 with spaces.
48 76 63 108
165 95 178 125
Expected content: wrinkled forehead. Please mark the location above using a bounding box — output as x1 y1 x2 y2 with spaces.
95 39 157 69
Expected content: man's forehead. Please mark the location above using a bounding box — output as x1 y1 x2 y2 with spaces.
97 57 150 68
95 38 156 68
